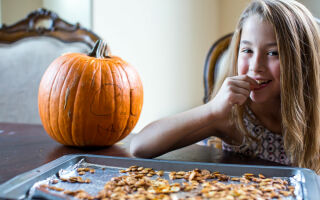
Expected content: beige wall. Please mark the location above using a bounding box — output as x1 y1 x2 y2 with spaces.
1 0 42 25
299 0 320 19
219 0 250 35
0 0 91 29
93 0 249 132
1 0 320 133
0 0 2 24
0 0 253 132
43 0 92 29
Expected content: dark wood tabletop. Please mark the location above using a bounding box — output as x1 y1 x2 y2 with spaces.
0 122 284 185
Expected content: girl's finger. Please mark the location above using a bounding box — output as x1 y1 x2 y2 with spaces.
230 75 259 90
228 78 251 91
229 85 250 96
242 75 259 88
229 93 249 105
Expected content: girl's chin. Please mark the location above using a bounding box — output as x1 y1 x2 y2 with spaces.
249 92 280 103
249 93 268 103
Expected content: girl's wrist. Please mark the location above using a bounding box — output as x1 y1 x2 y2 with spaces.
207 98 229 120
204 100 226 123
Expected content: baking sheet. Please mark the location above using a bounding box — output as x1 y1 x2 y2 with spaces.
0 154 319 199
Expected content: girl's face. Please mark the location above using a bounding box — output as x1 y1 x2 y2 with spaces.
237 15 280 103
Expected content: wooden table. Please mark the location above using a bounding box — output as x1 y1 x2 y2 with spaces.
0 122 284 185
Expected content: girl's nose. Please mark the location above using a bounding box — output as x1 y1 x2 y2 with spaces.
250 53 265 72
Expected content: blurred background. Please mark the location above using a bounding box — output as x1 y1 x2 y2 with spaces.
0 0 319 132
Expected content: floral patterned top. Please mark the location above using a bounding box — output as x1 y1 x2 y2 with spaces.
222 107 291 165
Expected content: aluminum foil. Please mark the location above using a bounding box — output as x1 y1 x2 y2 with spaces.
27 159 302 200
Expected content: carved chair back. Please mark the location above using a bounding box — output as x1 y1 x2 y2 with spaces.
0 8 100 124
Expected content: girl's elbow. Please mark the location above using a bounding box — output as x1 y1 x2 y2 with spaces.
129 143 143 158
130 137 152 158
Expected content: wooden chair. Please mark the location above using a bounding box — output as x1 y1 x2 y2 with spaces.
200 33 233 148
203 33 233 104
0 8 100 124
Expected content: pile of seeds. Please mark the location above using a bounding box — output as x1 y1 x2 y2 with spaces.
40 165 296 200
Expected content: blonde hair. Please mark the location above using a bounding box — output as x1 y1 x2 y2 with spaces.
213 0 320 173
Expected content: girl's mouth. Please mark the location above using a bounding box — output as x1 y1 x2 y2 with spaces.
256 79 271 85
254 80 271 90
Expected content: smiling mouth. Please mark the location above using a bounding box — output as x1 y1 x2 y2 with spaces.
256 80 271 85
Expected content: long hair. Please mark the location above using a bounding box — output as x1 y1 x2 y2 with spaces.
213 0 320 173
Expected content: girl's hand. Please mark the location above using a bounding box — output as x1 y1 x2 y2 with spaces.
209 75 258 118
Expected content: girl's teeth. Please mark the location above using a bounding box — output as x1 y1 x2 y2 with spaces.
256 80 263 84
256 80 268 85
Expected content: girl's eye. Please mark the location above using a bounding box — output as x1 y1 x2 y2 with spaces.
267 51 279 56
241 48 253 53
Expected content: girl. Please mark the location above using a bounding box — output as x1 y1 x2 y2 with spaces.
130 0 320 174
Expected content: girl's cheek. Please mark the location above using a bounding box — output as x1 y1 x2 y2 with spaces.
237 57 249 75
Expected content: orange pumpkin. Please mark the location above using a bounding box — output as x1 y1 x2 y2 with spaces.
38 40 143 146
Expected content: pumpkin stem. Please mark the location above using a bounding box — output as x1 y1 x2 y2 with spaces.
88 40 111 58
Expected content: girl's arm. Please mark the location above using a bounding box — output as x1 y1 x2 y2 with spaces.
130 102 224 158
130 75 258 158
